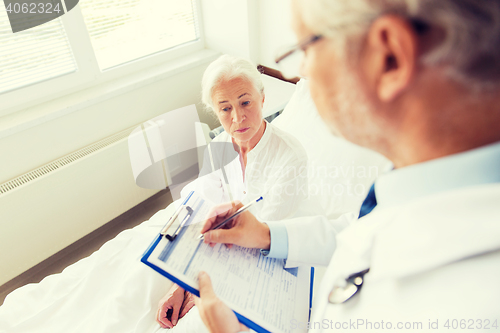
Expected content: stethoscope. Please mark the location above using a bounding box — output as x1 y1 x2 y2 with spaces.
328 268 370 304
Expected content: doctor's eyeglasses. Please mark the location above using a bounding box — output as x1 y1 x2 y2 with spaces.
274 16 431 80
274 34 323 79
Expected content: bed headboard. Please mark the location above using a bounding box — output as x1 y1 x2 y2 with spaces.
257 65 300 84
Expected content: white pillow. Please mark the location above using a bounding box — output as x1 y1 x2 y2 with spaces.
273 79 392 219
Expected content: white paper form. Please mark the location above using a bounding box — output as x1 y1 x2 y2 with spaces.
145 192 309 333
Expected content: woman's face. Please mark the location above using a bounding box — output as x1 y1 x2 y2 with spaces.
212 77 265 145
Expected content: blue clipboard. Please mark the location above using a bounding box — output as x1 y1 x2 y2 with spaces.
141 192 315 333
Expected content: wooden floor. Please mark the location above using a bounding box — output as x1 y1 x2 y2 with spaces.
0 189 173 306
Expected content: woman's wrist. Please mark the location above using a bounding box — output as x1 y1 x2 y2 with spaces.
170 283 183 294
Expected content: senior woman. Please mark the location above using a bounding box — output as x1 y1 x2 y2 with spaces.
178 54 307 217
155 54 309 329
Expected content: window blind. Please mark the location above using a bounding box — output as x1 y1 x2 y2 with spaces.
80 0 198 70
0 6 77 94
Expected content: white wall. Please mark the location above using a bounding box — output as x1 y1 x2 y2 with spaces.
200 0 296 69
201 0 257 61
258 0 296 68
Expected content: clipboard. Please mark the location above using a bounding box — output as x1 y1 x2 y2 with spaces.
160 192 195 241
141 191 314 333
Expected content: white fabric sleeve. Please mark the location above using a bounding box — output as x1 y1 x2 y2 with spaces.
260 221 288 259
265 212 356 268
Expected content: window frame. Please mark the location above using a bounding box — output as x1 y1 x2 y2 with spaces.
0 0 204 118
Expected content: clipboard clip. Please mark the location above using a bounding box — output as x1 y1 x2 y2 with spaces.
161 205 194 241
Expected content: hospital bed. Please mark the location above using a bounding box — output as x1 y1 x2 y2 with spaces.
0 75 391 333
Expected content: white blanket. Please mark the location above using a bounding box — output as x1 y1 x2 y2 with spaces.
0 204 208 333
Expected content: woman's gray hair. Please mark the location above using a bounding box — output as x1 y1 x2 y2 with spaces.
294 0 500 89
201 55 265 113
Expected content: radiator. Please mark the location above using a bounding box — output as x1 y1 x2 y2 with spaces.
0 127 159 286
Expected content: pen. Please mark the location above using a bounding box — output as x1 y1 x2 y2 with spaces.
198 196 263 240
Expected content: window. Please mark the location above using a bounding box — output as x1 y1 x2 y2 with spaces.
80 0 198 70
0 0 202 115
0 7 77 94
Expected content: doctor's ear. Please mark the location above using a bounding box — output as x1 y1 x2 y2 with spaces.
261 93 265 106
363 15 418 102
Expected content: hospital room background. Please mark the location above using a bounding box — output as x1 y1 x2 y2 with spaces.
0 0 390 310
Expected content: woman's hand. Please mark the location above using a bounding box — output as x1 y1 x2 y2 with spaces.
156 284 195 329
179 291 196 320
201 201 270 250
195 271 247 333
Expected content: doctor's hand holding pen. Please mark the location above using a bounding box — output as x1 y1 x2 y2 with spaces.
200 200 270 250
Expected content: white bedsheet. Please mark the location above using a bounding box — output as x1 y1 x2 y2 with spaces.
0 204 208 333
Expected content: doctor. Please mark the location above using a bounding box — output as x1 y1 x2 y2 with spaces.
195 0 500 332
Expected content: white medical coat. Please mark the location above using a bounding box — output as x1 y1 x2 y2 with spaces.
309 183 500 332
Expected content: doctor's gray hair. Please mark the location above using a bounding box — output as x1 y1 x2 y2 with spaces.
201 55 265 113
294 0 500 89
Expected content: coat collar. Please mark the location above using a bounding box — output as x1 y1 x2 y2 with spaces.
328 183 500 288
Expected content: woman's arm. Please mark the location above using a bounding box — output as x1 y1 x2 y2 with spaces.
156 284 195 328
